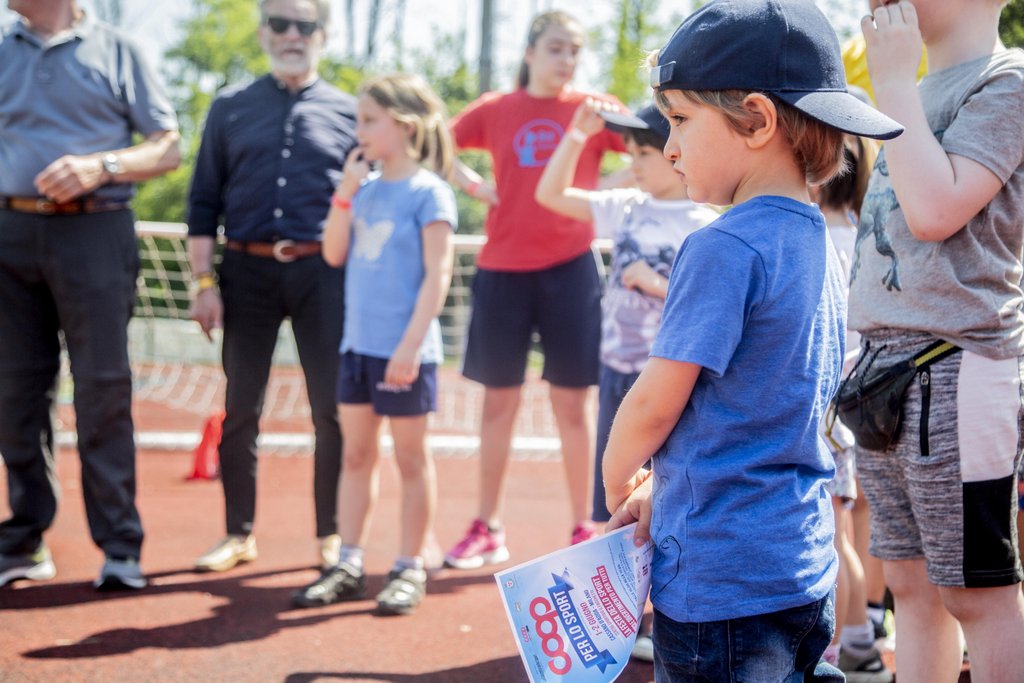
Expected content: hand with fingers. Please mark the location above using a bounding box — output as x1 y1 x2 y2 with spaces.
606 469 654 546
34 155 106 203
862 0 923 90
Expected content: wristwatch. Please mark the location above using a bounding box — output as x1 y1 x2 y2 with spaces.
190 271 218 296
102 153 123 179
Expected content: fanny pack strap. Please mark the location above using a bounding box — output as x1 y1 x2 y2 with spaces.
912 340 959 369
824 339 959 452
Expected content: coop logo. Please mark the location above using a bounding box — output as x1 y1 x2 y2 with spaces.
513 119 564 167
530 596 572 675
530 572 618 677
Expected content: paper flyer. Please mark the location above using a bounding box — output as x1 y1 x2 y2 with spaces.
494 523 654 683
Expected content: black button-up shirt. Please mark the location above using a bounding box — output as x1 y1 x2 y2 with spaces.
187 75 357 242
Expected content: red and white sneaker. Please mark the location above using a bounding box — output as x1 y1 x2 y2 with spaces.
571 521 600 545
443 519 510 570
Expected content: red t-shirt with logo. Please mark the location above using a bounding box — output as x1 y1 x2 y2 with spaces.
451 88 626 272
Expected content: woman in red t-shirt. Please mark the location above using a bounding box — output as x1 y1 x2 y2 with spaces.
444 11 625 569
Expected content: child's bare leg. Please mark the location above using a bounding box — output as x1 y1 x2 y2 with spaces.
852 480 887 607
389 414 435 559
338 404 384 548
940 583 1024 683
549 384 594 525
478 386 521 526
884 559 961 683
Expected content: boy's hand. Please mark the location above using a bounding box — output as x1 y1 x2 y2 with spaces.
862 1 923 91
606 472 654 546
621 261 666 297
570 97 615 138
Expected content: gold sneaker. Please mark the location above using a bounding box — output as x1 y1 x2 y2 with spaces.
194 535 257 572
318 534 341 570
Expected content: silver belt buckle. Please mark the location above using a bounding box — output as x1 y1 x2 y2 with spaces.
36 198 58 215
272 239 297 263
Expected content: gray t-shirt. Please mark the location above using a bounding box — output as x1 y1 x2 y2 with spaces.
0 13 178 201
849 50 1024 360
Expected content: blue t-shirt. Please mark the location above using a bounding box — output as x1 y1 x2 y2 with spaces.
649 196 843 623
341 168 458 364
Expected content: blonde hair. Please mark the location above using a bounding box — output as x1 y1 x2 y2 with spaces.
655 88 847 185
361 74 454 179
517 11 583 89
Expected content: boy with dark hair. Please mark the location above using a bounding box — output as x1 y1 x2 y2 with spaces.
602 0 902 679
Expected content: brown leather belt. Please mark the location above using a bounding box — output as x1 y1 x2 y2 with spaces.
0 195 131 215
225 239 322 263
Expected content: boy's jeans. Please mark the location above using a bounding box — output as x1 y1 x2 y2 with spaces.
653 591 845 682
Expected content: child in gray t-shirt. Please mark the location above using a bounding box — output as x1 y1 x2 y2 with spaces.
850 1 1024 679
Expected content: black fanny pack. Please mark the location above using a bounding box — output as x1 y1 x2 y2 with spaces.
832 339 960 451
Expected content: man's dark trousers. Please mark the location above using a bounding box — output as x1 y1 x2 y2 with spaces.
218 248 344 538
0 209 143 559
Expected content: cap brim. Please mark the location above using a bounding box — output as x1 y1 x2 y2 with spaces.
599 110 651 134
775 90 903 141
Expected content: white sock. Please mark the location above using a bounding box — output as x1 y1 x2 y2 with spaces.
841 620 876 654
394 555 425 571
867 603 885 625
339 544 364 571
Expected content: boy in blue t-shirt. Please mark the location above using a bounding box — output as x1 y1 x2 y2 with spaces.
601 1 903 679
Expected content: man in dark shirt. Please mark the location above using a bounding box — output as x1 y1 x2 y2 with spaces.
187 0 356 573
0 0 180 590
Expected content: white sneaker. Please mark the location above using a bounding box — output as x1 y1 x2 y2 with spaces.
631 633 654 662
0 546 56 587
194 535 257 572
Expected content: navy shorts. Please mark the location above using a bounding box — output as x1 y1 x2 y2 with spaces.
462 251 602 388
336 352 437 416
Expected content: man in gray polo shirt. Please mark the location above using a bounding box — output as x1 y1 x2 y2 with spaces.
0 0 180 590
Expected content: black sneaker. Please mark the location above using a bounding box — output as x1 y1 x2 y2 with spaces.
291 561 365 608
375 567 427 616
0 546 56 588
95 556 146 591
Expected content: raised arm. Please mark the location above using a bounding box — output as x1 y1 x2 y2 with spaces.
534 99 610 221
322 148 369 267
863 2 1004 242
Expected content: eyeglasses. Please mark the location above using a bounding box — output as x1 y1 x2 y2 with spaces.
265 16 322 36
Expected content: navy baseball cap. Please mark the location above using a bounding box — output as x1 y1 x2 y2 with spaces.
650 0 903 140
599 104 670 143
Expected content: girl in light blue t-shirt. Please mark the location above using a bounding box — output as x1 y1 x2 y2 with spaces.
292 74 457 617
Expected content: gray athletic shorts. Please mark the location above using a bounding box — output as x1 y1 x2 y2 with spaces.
854 329 1024 588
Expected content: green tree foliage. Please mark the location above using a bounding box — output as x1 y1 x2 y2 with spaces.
135 0 486 234
601 0 662 108
1000 0 1024 48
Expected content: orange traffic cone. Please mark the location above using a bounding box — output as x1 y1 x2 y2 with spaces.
187 411 224 481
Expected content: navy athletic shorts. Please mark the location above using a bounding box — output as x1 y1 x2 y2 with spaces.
462 251 601 388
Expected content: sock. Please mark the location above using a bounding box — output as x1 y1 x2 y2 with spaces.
866 602 885 626
822 643 841 666
394 555 425 571
841 620 876 655
486 522 502 533
338 544 364 571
